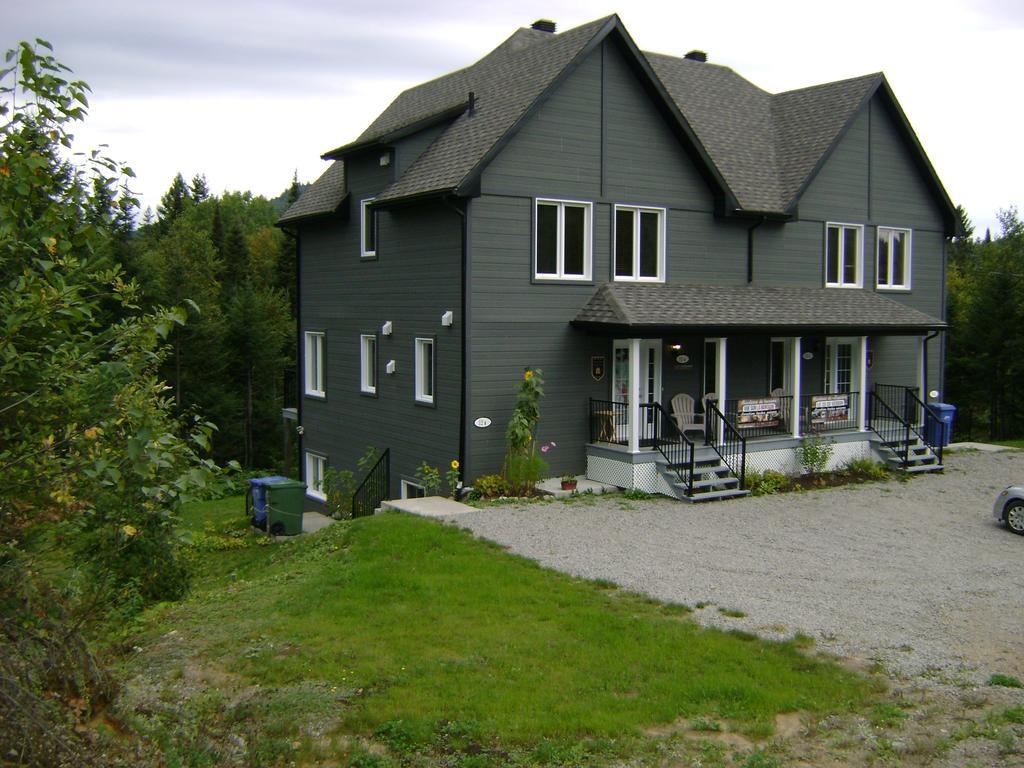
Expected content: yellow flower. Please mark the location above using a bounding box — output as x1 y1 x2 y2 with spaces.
122 524 138 537
450 460 460 470
524 370 533 381
83 426 101 440
0 166 9 177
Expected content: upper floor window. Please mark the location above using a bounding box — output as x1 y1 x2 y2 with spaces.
361 199 377 259
535 199 592 280
876 227 912 290
414 337 435 404
305 451 327 500
360 334 377 395
614 205 665 281
304 331 325 397
825 222 863 288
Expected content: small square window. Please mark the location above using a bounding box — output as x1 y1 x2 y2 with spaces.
361 199 377 259
534 199 592 280
360 334 377 394
305 452 326 500
614 205 665 281
415 337 435 404
401 479 426 499
876 227 911 290
825 223 863 288
304 331 325 397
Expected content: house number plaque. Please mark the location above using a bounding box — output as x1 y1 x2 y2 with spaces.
473 417 492 428
591 356 606 381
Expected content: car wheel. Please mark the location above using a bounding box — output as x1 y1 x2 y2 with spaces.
1005 500 1024 535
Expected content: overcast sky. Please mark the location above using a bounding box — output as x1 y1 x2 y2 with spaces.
7 0 1022 236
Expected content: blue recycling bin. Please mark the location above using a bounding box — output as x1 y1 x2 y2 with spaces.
247 475 289 529
925 403 956 447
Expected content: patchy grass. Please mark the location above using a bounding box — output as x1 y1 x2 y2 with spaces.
718 607 748 618
989 673 1024 689
118 496 877 766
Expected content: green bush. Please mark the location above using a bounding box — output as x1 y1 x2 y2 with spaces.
844 457 889 481
473 474 509 498
748 470 790 496
415 462 441 496
506 453 549 496
796 432 834 477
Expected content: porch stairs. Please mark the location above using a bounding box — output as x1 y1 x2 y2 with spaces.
870 433 944 474
655 447 749 503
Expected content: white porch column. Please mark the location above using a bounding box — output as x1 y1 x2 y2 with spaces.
791 337 802 438
628 337 642 453
856 335 868 431
716 338 728 443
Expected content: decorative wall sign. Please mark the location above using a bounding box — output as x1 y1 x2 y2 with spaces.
675 354 690 365
802 351 814 360
591 356 606 381
473 417 492 428
736 397 781 429
809 393 849 425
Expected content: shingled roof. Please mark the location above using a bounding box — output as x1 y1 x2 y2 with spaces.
573 283 945 334
280 15 956 232
277 161 345 225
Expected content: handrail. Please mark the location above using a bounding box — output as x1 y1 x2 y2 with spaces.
905 389 944 465
867 393 910 465
351 448 390 518
704 400 747 488
642 402 695 495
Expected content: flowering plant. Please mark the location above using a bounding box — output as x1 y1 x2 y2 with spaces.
445 459 461 499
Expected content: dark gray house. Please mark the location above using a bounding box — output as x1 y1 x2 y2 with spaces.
279 15 958 504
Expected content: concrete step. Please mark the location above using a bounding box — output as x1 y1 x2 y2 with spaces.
905 463 944 474
683 488 751 503
691 475 740 490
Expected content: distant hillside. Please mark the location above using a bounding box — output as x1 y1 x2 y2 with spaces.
269 182 311 215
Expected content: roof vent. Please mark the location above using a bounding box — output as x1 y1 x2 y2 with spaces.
684 50 707 63
531 19 556 33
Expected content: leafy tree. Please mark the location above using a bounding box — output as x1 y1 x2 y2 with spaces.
0 39 229 762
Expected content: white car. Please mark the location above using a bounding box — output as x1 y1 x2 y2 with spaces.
994 485 1024 535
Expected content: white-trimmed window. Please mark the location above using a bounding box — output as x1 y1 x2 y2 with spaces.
303 331 325 397
825 222 863 288
876 227 912 290
360 199 377 259
614 205 665 281
824 339 854 394
360 334 377 394
534 199 592 280
415 337 435 404
305 452 326 500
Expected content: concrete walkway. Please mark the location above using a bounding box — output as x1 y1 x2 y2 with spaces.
382 496 478 517
302 511 335 533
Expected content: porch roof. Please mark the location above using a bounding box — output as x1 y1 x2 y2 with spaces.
572 283 946 335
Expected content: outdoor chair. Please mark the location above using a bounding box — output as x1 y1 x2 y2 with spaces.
670 393 705 437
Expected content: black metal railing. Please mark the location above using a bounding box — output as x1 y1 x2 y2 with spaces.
644 402 696 495
722 395 793 439
906 388 944 465
875 383 919 423
589 398 628 445
351 448 390 518
799 391 859 433
705 400 747 488
868 393 911 465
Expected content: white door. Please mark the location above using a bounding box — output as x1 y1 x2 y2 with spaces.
612 340 662 440
825 339 854 394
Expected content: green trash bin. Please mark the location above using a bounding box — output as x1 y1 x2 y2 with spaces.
265 478 307 536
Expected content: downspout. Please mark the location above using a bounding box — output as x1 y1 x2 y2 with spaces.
922 329 940 401
442 195 468 492
746 217 766 283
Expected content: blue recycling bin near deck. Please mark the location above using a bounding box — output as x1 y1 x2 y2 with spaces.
925 403 956 447
247 475 289 529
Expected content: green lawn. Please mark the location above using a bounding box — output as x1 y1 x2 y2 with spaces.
123 496 877 766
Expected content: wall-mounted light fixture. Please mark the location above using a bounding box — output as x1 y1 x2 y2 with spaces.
381 321 393 336
386 360 396 375
441 310 454 327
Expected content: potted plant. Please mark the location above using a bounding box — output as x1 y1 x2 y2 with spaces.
560 473 578 491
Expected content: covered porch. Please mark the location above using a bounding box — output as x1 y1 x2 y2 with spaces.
572 283 947 500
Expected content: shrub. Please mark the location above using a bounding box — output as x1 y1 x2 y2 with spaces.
323 446 380 519
796 432 834 477
415 462 441 496
473 474 509 498
844 457 889 481
503 368 546 495
506 452 548 495
748 470 790 496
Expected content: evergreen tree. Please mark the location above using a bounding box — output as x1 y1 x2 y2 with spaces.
210 201 225 257
190 173 210 203
157 172 191 232
221 221 250 289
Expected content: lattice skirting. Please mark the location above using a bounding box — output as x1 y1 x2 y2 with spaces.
586 455 675 495
744 439 873 475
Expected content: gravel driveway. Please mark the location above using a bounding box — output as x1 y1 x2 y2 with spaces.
452 449 1024 681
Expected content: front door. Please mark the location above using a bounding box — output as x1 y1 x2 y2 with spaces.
612 340 662 441
824 339 853 393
